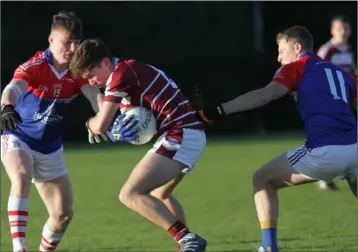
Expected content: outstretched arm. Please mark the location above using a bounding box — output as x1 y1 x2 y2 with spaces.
221 81 288 115
198 61 303 125
199 81 289 124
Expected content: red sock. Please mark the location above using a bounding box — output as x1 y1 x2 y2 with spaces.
167 221 189 242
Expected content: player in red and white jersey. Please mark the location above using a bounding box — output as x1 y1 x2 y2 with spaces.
104 60 203 137
316 15 356 191
69 39 207 252
317 16 355 75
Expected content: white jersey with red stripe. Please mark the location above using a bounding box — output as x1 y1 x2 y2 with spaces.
103 58 204 138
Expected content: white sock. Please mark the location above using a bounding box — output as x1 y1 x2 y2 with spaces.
8 196 28 251
39 222 65 251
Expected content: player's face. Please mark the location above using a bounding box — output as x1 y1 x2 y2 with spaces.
83 59 113 87
277 39 300 65
331 20 351 43
49 29 81 65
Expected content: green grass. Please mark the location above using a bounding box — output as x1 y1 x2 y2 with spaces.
1 133 356 251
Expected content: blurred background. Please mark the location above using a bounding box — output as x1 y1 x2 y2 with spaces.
1 1 357 140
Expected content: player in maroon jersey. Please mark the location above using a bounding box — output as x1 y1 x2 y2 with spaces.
317 15 355 75
69 38 207 252
316 15 356 191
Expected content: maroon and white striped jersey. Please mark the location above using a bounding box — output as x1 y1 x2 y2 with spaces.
103 58 204 137
317 39 356 74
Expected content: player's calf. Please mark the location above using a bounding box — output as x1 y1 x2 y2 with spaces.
119 153 204 247
252 153 315 252
118 153 185 229
35 175 74 251
150 174 187 250
150 173 187 224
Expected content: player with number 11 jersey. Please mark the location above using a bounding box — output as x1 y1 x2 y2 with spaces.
197 26 356 252
272 51 357 148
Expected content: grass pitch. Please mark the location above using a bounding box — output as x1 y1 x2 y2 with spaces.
1 133 356 251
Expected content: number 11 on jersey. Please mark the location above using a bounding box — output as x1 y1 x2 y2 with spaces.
324 68 348 103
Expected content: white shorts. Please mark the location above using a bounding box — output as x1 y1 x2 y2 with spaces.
1 134 68 183
148 128 206 173
287 143 357 182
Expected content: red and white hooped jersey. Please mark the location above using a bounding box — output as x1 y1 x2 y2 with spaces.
104 58 204 138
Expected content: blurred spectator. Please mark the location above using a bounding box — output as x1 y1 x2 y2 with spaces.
317 15 356 75
316 15 356 191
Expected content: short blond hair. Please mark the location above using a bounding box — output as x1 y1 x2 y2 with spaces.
276 26 313 51
51 11 83 40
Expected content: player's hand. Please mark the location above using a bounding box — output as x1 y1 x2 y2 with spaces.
197 105 226 125
86 124 109 144
107 114 140 143
184 85 225 125
186 85 205 111
0 104 22 132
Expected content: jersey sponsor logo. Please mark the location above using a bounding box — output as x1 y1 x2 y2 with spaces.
33 101 63 124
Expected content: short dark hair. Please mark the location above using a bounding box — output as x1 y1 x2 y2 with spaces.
331 15 351 26
51 11 83 40
276 25 314 51
69 38 113 77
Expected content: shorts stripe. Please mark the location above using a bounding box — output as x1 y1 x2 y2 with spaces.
155 129 184 159
1 135 9 159
288 145 312 166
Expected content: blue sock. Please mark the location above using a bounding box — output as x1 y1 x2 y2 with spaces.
261 227 278 251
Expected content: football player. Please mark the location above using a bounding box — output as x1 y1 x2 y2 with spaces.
0 12 136 252
69 38 207 252
198 26 357 252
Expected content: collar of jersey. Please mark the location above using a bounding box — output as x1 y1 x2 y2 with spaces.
105 57 120 87
297 52 316 59
44 48 69 79
45 48 54 65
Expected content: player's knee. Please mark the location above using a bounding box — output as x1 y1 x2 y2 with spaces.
50 209 73 230
119 185 135 206
252 168 281 191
